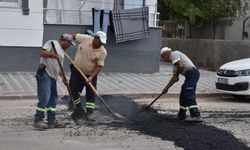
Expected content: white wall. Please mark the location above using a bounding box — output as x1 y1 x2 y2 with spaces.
0 0 43 47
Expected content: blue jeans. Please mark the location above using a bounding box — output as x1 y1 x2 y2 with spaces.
178 68 200 119
34 71 58 124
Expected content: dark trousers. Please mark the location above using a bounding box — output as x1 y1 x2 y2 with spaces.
178 68 200 118
69 64 97 114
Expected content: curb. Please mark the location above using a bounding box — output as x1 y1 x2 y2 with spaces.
0 92 229 100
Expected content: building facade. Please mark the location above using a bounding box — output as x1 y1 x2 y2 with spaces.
0 0 161 73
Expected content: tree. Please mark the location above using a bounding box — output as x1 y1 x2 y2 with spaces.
158 0 248 28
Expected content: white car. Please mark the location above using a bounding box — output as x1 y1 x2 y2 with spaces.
215 58 250 95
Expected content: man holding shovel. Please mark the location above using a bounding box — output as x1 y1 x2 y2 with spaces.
33 34 75 129
69 31 107 123
161 47 201 122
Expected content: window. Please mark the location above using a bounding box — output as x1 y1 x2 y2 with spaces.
0 0 20 8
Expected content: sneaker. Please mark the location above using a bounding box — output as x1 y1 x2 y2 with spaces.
33 121 47 130
48 121 66 129
185 116 203 123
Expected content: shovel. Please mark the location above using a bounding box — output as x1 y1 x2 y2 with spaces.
144 81 175 110
51 41 86 122
63 51 125 120
144 92 166 110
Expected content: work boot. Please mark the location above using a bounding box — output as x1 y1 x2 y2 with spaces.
86 111 95 122
47 121 66 129
177 110 186 121
75 107 87 118
33 121 47 130
185 116 203 123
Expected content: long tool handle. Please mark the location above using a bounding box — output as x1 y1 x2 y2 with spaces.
63 52 125 119
146 79 176 109
146 92 165 109
51 42 75 107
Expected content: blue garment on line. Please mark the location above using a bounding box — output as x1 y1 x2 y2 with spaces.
92 8 110 34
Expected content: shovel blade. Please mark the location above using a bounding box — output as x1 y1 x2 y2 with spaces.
70 109 87 125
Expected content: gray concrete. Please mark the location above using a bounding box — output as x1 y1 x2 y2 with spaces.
162 38 250 71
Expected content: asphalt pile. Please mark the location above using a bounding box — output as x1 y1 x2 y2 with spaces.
60 95 250 150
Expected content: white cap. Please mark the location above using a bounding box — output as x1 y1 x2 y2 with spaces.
160 47 172 55
96 31 107 44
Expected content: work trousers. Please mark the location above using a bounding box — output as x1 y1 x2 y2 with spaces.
178 68 200 119
34 71 58 124
69 64 97 114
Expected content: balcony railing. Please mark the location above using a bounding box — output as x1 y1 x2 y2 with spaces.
43 8 160 27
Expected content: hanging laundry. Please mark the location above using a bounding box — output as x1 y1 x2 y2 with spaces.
92 7 101 34
92 8 111 35
102 9 110 34
112 7 149 43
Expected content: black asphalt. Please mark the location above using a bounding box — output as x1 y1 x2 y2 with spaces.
60 95 250 150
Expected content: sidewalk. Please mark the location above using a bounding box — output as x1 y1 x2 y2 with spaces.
0 62 218 99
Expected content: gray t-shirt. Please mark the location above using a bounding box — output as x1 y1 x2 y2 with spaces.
170 51 195 75
40 40 64 80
